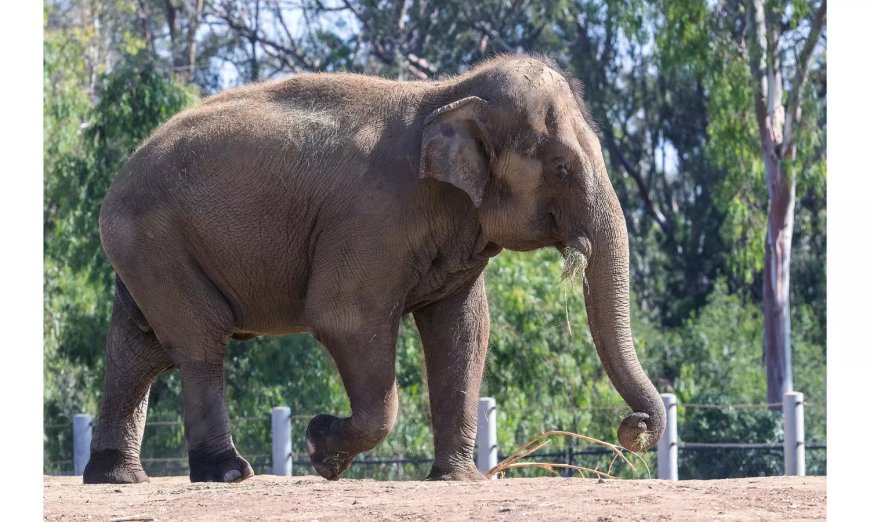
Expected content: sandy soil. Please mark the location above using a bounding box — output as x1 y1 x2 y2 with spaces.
44 475 825 521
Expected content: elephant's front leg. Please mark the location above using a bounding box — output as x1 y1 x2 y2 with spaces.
414 275 490 480
306 315 400 480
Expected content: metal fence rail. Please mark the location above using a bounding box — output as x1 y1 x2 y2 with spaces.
47 392 825 480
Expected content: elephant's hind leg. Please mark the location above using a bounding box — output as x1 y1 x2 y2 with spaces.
100 214 252 483
176 356 254 483
136 268 254 483
84 293 174 484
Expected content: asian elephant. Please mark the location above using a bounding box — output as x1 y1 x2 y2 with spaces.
84 54 664 484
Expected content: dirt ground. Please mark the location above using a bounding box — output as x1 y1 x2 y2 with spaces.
44 475 825 521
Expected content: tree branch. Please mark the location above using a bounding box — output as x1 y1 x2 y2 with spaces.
183 0 205 82
212 3 319 72
747 0 775 153
472 20 514 52
165 0 178 46
605 130 670 232
312 0 353 13
782 0 826 157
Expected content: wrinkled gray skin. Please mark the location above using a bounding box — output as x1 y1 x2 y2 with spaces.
84 55 665 484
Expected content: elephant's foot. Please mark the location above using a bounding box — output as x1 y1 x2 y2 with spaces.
83 449 149 484
188 447 254 483
306 414 356 480
426 462 487 481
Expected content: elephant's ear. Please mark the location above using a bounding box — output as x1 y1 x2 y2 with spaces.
419 96 490 208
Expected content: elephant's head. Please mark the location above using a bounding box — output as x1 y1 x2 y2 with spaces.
420 57 665 452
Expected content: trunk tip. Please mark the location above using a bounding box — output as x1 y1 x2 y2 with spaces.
617 411 663 452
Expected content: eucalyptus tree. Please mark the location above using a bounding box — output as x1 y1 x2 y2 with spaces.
744 0 826 407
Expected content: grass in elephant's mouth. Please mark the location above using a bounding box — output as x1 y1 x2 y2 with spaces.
485 431 651 480
560 247 588 338
561 247 588 285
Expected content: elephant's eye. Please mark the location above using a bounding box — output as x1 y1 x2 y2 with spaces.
555 163 570 180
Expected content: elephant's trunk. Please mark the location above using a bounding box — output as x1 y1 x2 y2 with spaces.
574 194 665 452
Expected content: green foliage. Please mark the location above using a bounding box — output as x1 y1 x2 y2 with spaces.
679 390 785 479
44 7 197 471
706 51 768 284
484 250 654 478
487 250 616 446
663 281 768 402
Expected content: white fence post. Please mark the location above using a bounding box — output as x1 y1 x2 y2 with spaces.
72 414 92 476
657 393 678 481
271 407 292 476
784 391 805 476
476 397 497 477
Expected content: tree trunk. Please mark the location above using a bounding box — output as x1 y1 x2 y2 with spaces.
184 0 205 84
164 0 178 57
746 0 823 411
762 153 795 410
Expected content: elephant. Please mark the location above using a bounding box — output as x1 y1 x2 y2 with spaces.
83 54 665 484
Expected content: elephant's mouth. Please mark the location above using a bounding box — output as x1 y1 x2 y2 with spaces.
561 246 588 284
555 237 591 284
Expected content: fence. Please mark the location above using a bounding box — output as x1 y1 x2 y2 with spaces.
51 391 824 480
655 391 809 480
